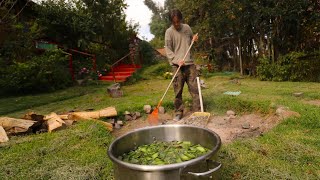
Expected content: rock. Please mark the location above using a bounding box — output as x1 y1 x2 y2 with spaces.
125 115 132 121
135 112 141 118
226 110 236 116
242 123 250 129
64 120 75 126
117 121 124 126
276 107 301 119
143 105 152 114
107 83 123 98
124 111 131 115
293 92 304 97
114 123 121 129
132 114 137 120
0 126 9 143
200 80 208 89
159 106 165 114
229 115 237 119
276 106 289 116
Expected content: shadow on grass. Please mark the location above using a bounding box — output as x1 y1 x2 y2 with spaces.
0 85 102 116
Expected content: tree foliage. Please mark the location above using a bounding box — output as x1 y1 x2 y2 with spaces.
146 0 320 76
0 0 137 94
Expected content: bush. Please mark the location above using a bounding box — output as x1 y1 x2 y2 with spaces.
141 62 172 79
257 51 320 82
0 50 72 94
139 40 157 65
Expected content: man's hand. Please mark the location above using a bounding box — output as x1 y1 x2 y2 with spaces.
178 59 185 66
192 33 199 42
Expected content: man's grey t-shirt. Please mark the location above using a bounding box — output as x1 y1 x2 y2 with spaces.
165 24 193 66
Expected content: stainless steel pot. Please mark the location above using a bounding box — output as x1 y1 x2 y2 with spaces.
108 125 221 180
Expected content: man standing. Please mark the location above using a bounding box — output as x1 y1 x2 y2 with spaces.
165 9 199 121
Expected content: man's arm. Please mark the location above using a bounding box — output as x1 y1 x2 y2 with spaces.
165 30 176 62
187 25 198 42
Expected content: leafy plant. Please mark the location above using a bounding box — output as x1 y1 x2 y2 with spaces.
0 50 72 94
257 51 320 82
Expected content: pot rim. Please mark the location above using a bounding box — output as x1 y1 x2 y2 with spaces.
108 124 221 171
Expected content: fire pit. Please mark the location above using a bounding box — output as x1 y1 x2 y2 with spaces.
108 125 221 180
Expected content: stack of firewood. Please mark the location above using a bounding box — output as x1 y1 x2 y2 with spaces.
0 107 117 143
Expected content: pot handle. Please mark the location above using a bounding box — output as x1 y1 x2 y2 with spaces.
188 160 222 177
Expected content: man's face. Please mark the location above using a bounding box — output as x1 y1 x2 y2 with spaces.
172 16 182 30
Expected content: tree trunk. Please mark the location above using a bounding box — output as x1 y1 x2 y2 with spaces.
258 31 266 57
239 37 243 75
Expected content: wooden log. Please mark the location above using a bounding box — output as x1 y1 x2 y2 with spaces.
68 114 113 131
69 111 100 119
69 107 117 120
44 113 66 132
23 112 44 121
98 107 117 117
0 126 9 143
58 115 69 120
0 117 36 133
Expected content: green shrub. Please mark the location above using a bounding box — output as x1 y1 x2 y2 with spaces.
141 62 171 79
0 50 72 94
257 51 320 82
139 41 157 65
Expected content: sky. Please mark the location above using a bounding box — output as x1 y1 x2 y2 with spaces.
125 0 165 41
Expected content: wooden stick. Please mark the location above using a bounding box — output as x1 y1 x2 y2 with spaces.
196 77 204 112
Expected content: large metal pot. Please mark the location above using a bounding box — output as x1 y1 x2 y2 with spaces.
108 125 221 180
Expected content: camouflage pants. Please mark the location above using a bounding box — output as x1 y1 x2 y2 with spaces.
172 64 200 115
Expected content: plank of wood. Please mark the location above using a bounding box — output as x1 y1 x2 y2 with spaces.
0 126 9 143
0 117 36 133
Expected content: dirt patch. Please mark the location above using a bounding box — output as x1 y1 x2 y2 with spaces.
112 108 300 144
303 99 320 106
112 113 172 137
205 114 280 143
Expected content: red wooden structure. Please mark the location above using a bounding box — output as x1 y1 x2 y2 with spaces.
35 41 96 80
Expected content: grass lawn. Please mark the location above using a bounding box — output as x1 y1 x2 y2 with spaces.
0 67 319 179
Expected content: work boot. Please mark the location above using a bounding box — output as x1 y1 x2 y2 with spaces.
173 114 182 121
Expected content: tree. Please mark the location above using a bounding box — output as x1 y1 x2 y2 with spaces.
146 0 320 73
